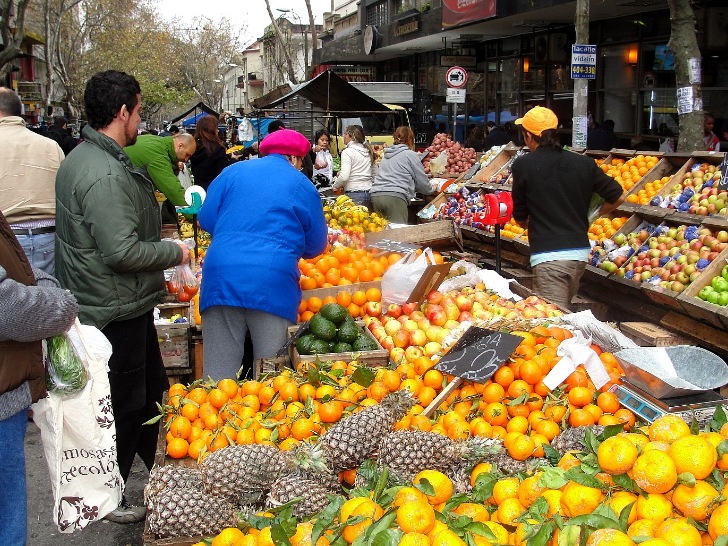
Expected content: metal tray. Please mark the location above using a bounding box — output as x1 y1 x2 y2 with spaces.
614 346 728 398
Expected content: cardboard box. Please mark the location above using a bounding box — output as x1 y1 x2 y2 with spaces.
619 322 691 347
156 323 189 369
288 321 388 368
471 146 523 185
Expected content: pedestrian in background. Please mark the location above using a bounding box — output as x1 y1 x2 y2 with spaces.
46 115 78 156
511 106 625 310
199 129 327 380
332 124 375 209
370 126 434 224
0 88 65 275
55 70 189 523
0 209 78 545
189 115 237 190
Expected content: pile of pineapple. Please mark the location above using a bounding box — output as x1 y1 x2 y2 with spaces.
323 195 388 234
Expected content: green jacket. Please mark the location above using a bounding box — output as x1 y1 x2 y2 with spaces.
55 125 182 329
125 135 187 206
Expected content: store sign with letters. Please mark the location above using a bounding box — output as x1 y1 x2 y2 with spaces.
395 17 420 36
571 44 596 79
440 55 477 68
442 0 496 30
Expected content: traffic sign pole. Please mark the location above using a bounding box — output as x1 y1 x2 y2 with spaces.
445 67 468 142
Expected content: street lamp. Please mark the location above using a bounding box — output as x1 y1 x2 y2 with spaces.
276 8 308 79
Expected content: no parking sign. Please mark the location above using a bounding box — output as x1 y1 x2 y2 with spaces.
446 66 468 88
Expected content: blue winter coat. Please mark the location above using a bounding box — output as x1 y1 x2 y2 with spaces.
198 154 328 322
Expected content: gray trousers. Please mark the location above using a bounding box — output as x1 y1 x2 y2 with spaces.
372 195 409 224
202 306 293 381
532 260 586 311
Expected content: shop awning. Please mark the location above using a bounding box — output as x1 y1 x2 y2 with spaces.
251 70 391 116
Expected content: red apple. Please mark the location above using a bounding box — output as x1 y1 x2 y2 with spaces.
393 329 411 348
401 302 419 315
458 311 474 322
384 320 402 336
410 329 428 347
426 290 444 304
455 294 473 312
363 301 382 317
404 345 425 362
386 303 403 319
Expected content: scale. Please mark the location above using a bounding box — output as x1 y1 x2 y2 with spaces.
612 381 728 425
612 345 728 425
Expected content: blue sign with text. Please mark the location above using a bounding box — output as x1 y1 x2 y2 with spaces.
571 44 597 79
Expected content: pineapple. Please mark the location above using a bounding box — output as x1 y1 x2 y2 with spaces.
146 486 239 538
267 472 338 519
378 430 503 483
318 390 416 472
200 442 329 504
145 465 203 505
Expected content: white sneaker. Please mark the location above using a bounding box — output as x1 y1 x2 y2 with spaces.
104 500 146 524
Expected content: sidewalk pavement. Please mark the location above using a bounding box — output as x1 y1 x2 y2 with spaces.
25 419 147 545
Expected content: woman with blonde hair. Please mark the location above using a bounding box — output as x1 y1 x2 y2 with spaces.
370 126 433 224
332 124 376 208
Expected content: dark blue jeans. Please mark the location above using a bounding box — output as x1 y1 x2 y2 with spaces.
0 408 28 544
345 190 372 210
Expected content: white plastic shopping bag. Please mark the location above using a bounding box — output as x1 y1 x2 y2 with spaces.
32 320 123 533
381 248 437 304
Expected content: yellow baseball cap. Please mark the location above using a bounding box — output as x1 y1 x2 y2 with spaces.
515 106 559 136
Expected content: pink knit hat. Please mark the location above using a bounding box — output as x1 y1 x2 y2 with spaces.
259 128 311 157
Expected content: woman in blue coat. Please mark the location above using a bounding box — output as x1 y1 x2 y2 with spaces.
199 129 328 380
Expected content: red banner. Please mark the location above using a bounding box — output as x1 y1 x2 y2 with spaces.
442 0 496 30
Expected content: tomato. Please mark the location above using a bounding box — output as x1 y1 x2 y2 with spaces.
183 284 199 295
166 280 179 294
177 291 193 302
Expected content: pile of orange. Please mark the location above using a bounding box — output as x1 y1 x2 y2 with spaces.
500 218 528 241
626 174 671 205
598 154 659 191
299 246 396 290
588 216 628 243
298 286 382 322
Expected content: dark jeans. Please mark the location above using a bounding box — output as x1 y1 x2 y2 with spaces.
346 190 372 210
102 311 169 482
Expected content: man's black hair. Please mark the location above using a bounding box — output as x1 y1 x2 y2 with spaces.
83 70 141 130
268 119 285 132
169 124 179 134
52 115 68 128
0 87 23 117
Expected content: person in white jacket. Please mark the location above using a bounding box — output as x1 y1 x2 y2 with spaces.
332 125 376 209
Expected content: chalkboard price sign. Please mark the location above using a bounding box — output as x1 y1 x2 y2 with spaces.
435 326 523 383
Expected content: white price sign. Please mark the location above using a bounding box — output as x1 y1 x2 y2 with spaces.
446 88 466 104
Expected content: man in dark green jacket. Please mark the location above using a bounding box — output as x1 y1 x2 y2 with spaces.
55 70 190 524
125 132 196 207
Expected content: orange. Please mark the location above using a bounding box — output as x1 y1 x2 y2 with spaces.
398 532 431 546
291 418 317 441
628 519 659 539
422 369 444 390
168 415 192 440
336 290 352 307
667 435 717 480
585 529 636 546
451 502 489 523
517 473 547 508
414 470 453 505
494 366 514 388
482 382 506 403
597 434 639 475
393 486 429 507
614 408 637 430
568 386 595 408
490 476 520 505
672 480 719 521
217 378 239 399
534 419 560 441
560 481 603 518
597 391 621 414
518 360 542 385
496 497 526 526
319 401 344 423
366 287 382 302
307 296 323 313
483 402 508 426
708 503 728 540
347 303 361 318
635 493 672 522
397 500 436 534
569 408 596 427
609 491 638 525
352 290 367 306
630 450 677 494
507 433 536 461
655 518 702 546
167 437 189 459
187 387 208 405
649 415 691 444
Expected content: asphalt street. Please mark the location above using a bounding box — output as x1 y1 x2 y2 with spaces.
25 419 148 545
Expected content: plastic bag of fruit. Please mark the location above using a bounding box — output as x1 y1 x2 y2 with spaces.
169 263 199 303
429 150 449 176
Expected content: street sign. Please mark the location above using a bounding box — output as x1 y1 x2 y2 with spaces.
446 66 468 88
446 88 466 104
571 44 596 79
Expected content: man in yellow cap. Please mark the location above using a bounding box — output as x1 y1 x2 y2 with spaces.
511 106 625 310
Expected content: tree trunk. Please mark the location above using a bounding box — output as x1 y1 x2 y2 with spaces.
264 0 298 84
666 0 704 152
0 0 31 79
572 0 589 149
304 0 317 78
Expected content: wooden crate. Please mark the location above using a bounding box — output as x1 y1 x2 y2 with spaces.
621 155 689 212
619 321 692 347
365 220 464 252
677 246 728 329
289 321 388 368
471 146 523 185
653 152 728 226
156 323 190 369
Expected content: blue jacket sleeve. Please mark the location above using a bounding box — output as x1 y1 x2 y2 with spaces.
297 183 328 259
198 171 227 236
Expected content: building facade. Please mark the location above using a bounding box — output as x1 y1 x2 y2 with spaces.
313 0 728 150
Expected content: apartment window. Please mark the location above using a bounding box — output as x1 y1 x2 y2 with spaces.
366 1 388 27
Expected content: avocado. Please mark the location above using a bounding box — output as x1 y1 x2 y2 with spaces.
319 303 350 325
309 339 333 354
333 341 354 353
296 334 317 355
353 335 378 352
309 313 337 341
337 321 360 344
